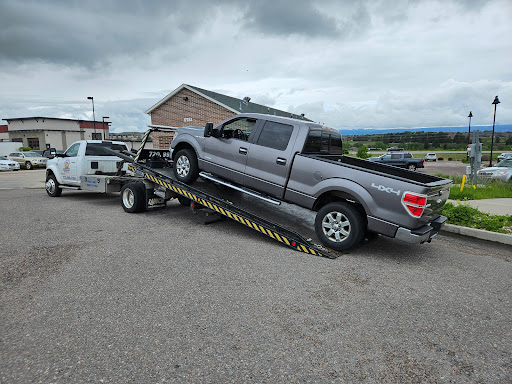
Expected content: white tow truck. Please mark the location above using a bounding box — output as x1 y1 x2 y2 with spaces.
45 140 132 196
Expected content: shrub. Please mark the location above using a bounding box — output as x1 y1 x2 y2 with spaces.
442 202 512 234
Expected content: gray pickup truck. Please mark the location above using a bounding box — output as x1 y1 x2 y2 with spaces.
369 152 425 171
170 113 452 251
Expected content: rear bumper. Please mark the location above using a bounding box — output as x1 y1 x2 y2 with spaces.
395 215 447 244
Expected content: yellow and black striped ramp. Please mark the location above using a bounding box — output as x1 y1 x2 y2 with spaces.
129 164 334 259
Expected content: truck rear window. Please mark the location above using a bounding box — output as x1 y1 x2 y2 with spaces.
85 143 127 156
304 129 343 154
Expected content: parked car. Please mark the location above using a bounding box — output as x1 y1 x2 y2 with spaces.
477 159 512 182
0 156 20 171
497 153 512 162
7 151 48 170
424 153 437 162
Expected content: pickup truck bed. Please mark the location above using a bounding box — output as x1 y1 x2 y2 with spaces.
311 154 444 185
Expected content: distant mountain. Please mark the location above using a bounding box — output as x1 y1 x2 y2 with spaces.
340 124 512 136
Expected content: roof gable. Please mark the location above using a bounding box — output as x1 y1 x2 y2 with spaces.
145 84 312 121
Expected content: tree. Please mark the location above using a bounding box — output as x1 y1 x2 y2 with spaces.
357 145 370 159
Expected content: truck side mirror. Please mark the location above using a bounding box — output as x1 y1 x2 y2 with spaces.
204 122 213 137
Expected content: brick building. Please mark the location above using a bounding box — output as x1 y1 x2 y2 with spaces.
145 84 310 149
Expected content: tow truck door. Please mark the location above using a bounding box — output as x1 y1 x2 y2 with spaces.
243 120 298 199
57 142 80 185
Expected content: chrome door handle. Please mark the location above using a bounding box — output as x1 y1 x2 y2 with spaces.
239 147 248 155
276 158 286 165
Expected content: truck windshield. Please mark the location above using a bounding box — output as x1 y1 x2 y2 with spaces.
303 129 343 154
85 143 127 156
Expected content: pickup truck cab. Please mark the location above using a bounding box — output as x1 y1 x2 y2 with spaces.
45 140 129 196
369 152 424 171
170 113 451 251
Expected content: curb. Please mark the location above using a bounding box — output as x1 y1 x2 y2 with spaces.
441 224 512 246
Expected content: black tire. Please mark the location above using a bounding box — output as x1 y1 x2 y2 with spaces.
25 161 33 170
407 164 416 171
177 195 191 207
173 149 199 184
121 182 146 213
45 174 62 197
315 202 365 251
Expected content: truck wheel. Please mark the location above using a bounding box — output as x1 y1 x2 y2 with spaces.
315 202 365 251
177 195 191 206
173 149 199 184
408 164 416 171
121 182 146 213
25 162 33 170
45 174 62 197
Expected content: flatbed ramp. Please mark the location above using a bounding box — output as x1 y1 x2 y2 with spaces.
126 161 339 259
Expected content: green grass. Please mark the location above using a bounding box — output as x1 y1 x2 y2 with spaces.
436 174 512 200
442 203 512 234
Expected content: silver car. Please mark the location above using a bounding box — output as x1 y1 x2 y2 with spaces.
497 153 512 162
477 159 512 182
7 151 48 170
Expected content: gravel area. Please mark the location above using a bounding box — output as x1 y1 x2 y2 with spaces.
1 187 511 383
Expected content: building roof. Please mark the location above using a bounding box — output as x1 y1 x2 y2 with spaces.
145 83 312 122
3 116 102 124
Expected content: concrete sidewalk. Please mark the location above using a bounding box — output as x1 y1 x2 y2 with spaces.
443 198 512 246
447 198 512 216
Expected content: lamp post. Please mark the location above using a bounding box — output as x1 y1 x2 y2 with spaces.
467 111 472 160
102 116 109 140
87 96 96 138
489 96 500 167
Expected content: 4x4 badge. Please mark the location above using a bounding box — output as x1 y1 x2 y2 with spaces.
371 183 400 196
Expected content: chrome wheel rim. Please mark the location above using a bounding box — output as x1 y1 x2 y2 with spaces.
321 211 351 243
45 179 56 194
123 188 135 208
176 155 190 177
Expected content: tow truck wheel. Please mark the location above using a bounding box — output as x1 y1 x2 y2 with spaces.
173 149 199 184
121 182 146 213
408 164 416 171
45 174 62 197
315 202 365 251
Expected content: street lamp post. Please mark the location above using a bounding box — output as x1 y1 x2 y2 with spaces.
102 116 109 140
467 111 472 160
489 96 500 167
87 96 96 139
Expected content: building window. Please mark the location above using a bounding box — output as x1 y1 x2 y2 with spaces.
28 138 40 149
92 133 102 140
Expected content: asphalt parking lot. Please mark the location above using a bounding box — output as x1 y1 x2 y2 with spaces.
1 166 511 383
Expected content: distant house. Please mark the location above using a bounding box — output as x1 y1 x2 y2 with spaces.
145 84 310 149
1 117 109 151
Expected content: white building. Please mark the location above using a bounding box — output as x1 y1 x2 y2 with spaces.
2 117 109 151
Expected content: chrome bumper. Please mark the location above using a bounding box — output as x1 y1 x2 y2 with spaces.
395 216 447 244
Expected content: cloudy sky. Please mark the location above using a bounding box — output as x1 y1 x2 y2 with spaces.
1 0 511 133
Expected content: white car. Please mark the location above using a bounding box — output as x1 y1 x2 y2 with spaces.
477 159 512 182
0 156 20 171
497 153 512 162
424 153 437 162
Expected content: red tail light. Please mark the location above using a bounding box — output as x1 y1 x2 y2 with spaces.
402 192 427 217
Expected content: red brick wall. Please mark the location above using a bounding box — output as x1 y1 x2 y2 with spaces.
150 88 237 149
